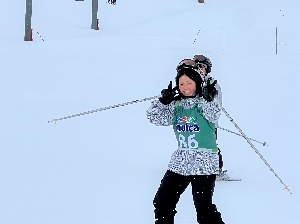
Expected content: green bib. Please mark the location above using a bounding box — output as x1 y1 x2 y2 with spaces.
173 100 218 152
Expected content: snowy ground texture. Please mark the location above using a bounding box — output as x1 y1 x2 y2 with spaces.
0 0 299 223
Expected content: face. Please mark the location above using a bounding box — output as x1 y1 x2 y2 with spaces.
199 65 207 75
178 75 196 96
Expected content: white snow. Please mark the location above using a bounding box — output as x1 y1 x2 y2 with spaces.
0 0 299 223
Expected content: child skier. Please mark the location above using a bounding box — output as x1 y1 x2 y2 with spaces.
193 55 226 178
146 59 225 224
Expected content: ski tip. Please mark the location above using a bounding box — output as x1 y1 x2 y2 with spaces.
217 179 242 182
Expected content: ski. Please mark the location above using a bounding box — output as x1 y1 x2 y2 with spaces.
217 178 242 181
216 170 241 181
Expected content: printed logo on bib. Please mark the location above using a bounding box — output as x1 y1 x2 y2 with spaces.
176 116 200 133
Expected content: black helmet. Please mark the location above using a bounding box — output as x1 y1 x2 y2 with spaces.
193 55 212 73
176 59 199 72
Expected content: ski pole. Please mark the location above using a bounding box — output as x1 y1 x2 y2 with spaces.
36 31 45 41
216 125 268 146
193 28 201 44
221 107 292 194
48 95 160 124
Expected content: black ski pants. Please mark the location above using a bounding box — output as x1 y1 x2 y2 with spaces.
153 170 225 224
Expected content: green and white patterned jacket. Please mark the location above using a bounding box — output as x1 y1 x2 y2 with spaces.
146 95 221 176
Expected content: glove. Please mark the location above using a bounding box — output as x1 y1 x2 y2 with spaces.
202 79 218 102
159 81 177 105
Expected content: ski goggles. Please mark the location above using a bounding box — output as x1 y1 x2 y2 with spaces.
193 55 206 63
197 63 207 69
176 59 198 71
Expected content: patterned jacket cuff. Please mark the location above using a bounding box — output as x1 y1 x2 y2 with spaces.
146 100 175 126
202 97 221 123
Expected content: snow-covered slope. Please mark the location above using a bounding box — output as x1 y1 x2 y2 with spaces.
0 0 299 223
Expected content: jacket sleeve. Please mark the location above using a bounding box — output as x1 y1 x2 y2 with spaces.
202 96 221 124
146 100 175 126
215 82 222 107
